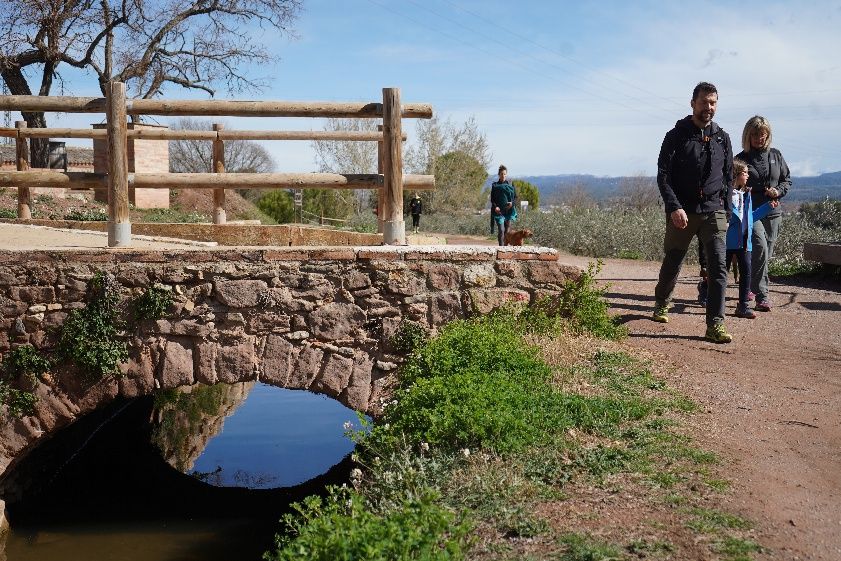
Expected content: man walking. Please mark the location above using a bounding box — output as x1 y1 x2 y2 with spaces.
652 82 734 343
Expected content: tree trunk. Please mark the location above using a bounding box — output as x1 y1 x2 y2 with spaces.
1 68 49 168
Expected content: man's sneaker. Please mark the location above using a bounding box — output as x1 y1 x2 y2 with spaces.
735 306 757 319
746 291 756 302
652 304 670 323
705 323 733 343
755 299 771 312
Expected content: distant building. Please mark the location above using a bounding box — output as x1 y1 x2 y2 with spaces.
1 123 170 209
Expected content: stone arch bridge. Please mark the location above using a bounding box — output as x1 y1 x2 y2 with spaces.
0 245 579 508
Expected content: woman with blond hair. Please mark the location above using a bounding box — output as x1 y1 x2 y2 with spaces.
735 116 791 312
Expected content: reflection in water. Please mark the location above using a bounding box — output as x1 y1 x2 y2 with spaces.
184 383 361 489
2 384 359 561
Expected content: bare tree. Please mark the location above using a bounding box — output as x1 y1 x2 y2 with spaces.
311 118 378 217
169 118 275 204
560 184 598 211
0 0 301 165
403 116 492 214
618 172 660 211
169 118 275 173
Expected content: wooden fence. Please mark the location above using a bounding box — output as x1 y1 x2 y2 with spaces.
0 84 434 246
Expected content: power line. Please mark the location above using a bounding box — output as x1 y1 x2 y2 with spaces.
440 0 687 112
365 0 673 123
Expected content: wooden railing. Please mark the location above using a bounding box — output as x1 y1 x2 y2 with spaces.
0 84 434 246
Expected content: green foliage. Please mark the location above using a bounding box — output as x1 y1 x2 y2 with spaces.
132 285 174 321
0 208 17 219
389 320 429 355
2 344 52 379
526 261 627 340
512 179 539 209
64 207 108 221
56 272 128 381
135 207 209 223
0 345 51 418
0 385 37 419
264 486 471 561
432 150 488 212
686 507 752 533
371 312 646 455
713 537 763 561
258 189 296 223
266 298 753 560
798 197 841 230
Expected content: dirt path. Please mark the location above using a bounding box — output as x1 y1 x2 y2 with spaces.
554 251 841 561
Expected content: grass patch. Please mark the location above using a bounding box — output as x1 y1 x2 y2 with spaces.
265 287 759 560
558 533 624 560
713 536 764 560
686 507 752 533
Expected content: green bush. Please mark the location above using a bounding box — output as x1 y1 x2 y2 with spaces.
2 344 52 380
524 261 627 340
132 285 174 321
389 320 429 355
0 208 17 219
56 272 128 381
257 190 295 223
371 312 645 455
265 486 471 561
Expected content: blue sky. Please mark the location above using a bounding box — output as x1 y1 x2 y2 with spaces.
22 0 841 177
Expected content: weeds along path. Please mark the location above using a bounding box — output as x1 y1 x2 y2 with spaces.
554 251 841 561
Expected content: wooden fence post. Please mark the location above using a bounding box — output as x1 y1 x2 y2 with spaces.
212 123 226 224
15 121 31 220
382 87 405 245
106 81 130 247
376 124 385 234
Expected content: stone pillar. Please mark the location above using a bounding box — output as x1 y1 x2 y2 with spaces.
93 122 170 209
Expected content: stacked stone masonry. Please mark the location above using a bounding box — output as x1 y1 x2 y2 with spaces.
0 245 580 482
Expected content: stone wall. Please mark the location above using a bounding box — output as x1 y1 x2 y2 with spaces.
0 245 580 484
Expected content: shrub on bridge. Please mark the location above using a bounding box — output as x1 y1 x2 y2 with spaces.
56 271 128 382
0 344 52 418
132 285 174 321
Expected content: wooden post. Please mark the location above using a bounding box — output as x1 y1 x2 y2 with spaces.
15 121 31 220
382 88 405 245
212 123 226 224
376 124 385 234
106 81 130 247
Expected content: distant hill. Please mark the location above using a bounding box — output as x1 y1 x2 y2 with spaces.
497 171 841 203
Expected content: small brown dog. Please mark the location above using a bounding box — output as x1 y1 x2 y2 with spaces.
505 228 533 246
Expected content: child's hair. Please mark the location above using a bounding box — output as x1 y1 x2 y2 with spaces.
733 158 747 176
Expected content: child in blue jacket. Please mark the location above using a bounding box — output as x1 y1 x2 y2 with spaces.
728 158 778 319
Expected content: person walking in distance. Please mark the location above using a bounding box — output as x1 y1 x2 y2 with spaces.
652 82 734 344
490 165 517 246
409 193 423 234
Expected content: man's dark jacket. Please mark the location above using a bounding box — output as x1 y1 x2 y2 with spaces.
657 116 733 214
